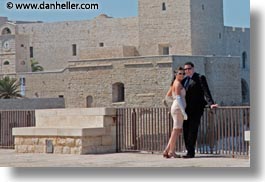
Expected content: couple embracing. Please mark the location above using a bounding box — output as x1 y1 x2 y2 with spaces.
163 62 218 159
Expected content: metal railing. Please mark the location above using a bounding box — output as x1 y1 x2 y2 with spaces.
0 110 35 149
116 106 250 157
0 107 250 157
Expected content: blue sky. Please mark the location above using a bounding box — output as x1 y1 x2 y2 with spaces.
0 0 250 28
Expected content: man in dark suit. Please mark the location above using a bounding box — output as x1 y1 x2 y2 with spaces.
182 62 218 158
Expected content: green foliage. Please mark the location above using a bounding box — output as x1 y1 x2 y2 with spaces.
30 59 44 72
0 76 22 99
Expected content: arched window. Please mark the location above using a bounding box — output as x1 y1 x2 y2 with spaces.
3 61 10 65
112 82 125 102
86 96 93 107
1 27 11 35
242 51 247 69
241 79 249 105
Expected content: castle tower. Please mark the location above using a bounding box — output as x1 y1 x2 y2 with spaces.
0 17 30 74
138 0 224 56
0 19 17 74
190 0 224 55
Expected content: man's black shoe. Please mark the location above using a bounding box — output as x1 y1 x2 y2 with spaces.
182 154 194 159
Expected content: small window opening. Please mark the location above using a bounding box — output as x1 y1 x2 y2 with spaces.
162 47 169 55
242 51 247 69
30 47 34 58
162 3 166 11
72 44 77 56
112 83 125 102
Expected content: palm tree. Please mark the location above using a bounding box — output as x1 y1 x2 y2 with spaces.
30 59 44 72
0 76 22 99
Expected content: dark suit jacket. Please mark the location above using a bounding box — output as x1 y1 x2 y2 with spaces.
182 72 215 115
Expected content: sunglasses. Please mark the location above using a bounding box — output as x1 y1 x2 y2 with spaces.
184 67 192 71
176 72 185 75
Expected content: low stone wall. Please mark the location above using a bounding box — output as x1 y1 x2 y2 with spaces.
15 136 82 154
13 108 116 155
15 135 115 154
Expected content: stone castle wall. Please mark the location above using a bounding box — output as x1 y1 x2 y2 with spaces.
18 70 67 99
138 0 192 56
11 55 242 108
79 46 139 60
0 34 16 74
203 56 242 106
0 1 249 76
172 55 242 106
15 16 139 71
223 26 250 87
66 56 173 108
0 0 250 106
190 0 225 56
15 34 30 73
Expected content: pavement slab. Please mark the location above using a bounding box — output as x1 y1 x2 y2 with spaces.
0 149 250 167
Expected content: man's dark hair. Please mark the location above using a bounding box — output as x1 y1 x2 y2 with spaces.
184 62 194 67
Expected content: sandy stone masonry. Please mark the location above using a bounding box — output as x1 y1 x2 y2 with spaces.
0 0 250 106
12 108 116 154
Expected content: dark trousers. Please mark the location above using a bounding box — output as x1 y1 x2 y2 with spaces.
183 111 203 156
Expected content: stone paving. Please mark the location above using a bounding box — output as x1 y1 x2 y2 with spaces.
0 149 250 167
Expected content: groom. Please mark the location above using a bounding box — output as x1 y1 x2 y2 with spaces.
182 62 218 158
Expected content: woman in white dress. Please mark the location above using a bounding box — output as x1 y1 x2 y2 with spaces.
163 67 187 158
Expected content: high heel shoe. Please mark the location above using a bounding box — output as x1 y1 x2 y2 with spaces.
163 151 169 158
168 152 181 158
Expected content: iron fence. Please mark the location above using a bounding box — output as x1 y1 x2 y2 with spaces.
0 107 250 157
116 106 250 157
0 110 35 149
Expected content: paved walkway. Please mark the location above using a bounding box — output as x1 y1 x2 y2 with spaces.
0 149 249 167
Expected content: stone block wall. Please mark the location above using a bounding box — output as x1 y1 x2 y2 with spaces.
204 56 242 106
172 55 242 106
13 108 117 154
10 55 243 108
15 136 82 154
15 34 30 73
0 34 16 74
15 70 68 99
223 26 250 89
15 16 139 71
79 46 138 60
190 0 225 56
14 135 115 154
138 0 192 56
66 56 173 108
